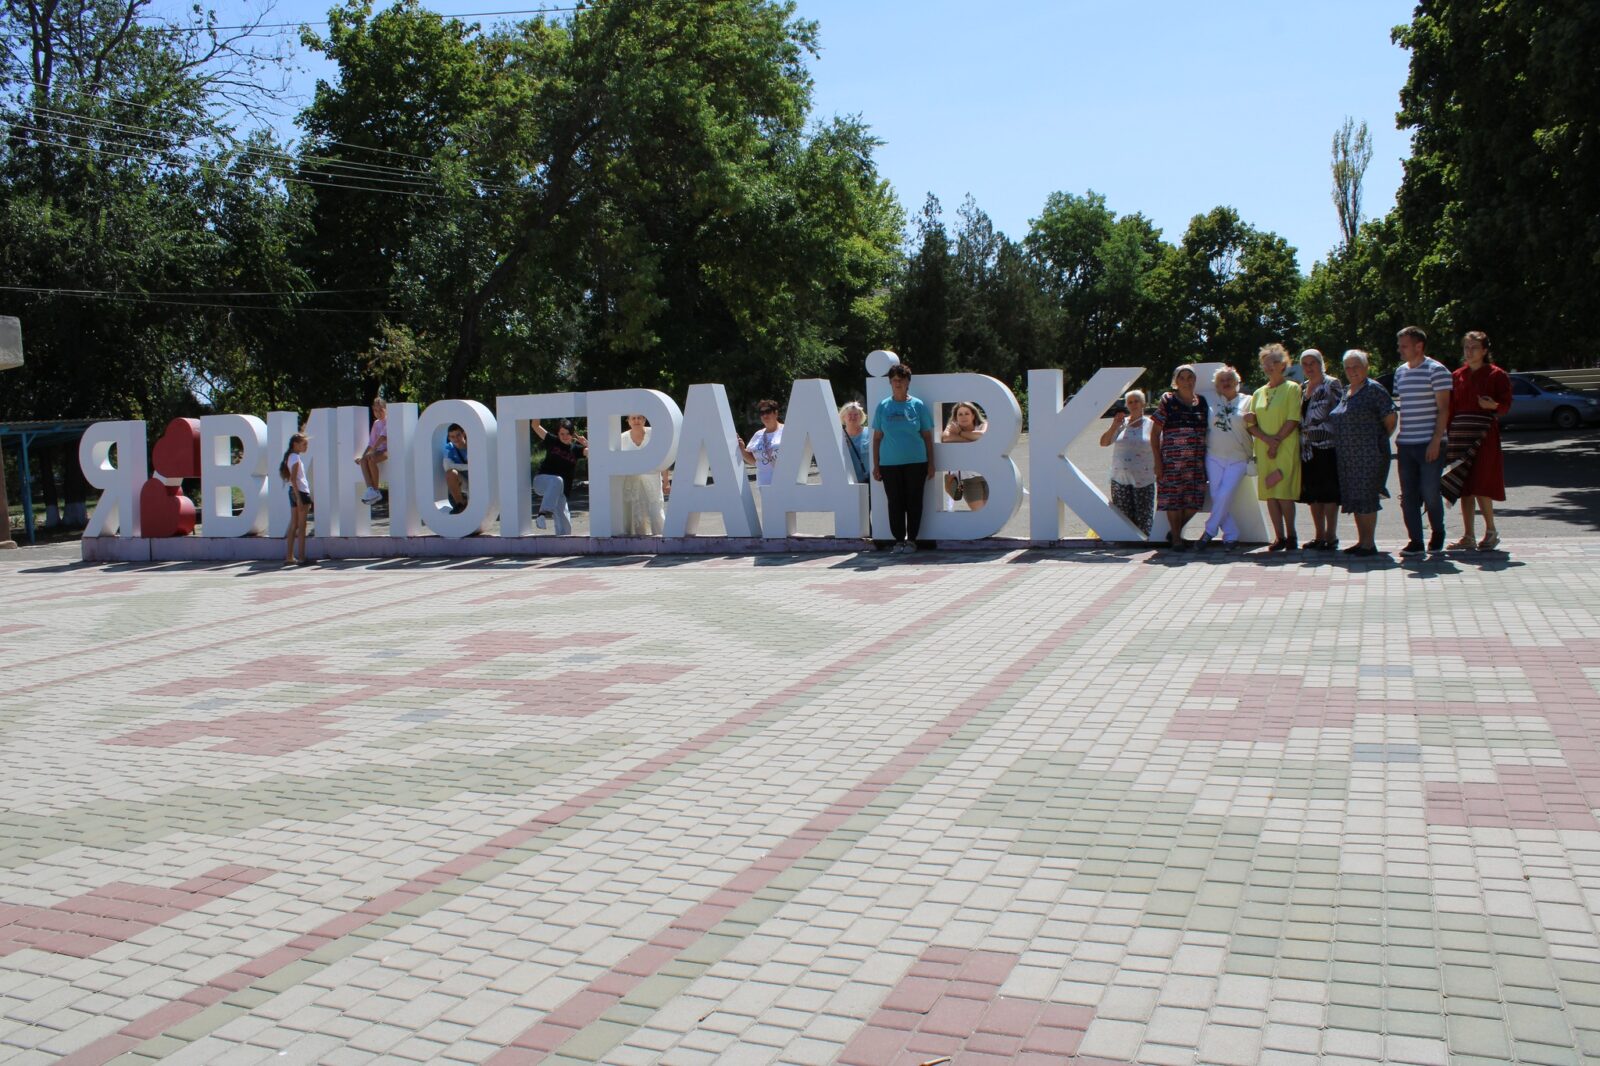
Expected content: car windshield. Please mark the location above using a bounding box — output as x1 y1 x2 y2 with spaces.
1519 374 1575 392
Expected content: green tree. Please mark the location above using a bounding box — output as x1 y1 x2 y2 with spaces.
1025 190 1175 387
886 194 953 374
1388 0 1600 363
1 0 307 422
1158 206 1301 379
299 0 900 412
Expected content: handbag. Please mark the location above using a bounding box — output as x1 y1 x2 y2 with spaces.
945 473 964 501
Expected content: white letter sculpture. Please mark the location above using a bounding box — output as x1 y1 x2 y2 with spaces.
585 390 682 538
495 393 585 538
1028 368 1147 542
79 421 147 537
382 402 423 537
664 383 761 537
303 407 371 537
762 378 867 538
912 373 1024 541
199 414 269 537
265 411 304 537
413 399 499 537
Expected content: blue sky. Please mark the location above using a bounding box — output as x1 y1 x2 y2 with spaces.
244 0 1416 271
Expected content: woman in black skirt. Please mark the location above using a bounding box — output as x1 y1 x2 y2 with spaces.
1298 349 1344 549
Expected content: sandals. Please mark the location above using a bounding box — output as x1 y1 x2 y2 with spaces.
1447 536 1477 551
1478 530 1501 551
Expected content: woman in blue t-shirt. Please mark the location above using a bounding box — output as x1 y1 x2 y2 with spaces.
871 363 936 552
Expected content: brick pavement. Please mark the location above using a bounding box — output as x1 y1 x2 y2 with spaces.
3 541 1600 1065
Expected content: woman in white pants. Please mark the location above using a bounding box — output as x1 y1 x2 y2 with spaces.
1199 366 1254 551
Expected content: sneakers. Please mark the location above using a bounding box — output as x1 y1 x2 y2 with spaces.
1478 530 1501 551
1400 540 1425 556
534 512 548 530
1196 531 1214 550
361 487 383 504
1428 531 1445 552
895 541 915 554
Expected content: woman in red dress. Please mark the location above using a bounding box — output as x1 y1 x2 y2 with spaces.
1447 331 1512 551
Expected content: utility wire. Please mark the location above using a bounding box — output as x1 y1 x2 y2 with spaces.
26 107 522 192
0 3 583 42
24 104 454 182
0 285 393 313
7 86 522 187
9 130 471 199
0 284 385 296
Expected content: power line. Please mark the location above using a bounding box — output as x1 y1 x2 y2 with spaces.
2 4 582 38
24 105 450 182
26 107 520 192
0 285 393 313
7 129 489 200
0 284 384 296
7 82 522 182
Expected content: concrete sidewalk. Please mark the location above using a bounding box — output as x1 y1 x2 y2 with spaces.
3 541 1600 1065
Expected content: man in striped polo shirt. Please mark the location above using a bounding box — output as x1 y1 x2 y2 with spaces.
1392 325 1452 554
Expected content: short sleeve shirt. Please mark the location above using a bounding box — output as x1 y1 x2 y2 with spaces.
538 435 586 493
873 395 934 466
1394 357 1452 443
748 424 783 486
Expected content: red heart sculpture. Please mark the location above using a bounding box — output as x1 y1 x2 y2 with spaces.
139 477 197 537
151 417 201 481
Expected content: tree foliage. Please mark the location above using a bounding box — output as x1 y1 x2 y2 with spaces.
5 0 1593 431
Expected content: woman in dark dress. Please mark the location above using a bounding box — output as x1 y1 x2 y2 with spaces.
1298 349 1345 550
1445 331 1513 551
1328 349 1397 556
1150 365 1209 550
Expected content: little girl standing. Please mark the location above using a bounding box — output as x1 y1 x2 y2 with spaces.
279 433 311 565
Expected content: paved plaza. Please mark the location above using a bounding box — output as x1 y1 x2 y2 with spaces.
4 541 1600 1066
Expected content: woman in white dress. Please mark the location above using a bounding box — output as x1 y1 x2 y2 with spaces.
620 414 666 535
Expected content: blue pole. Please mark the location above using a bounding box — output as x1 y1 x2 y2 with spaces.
19 430 35 544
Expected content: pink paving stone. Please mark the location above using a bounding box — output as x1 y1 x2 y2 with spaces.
867 1008 922 1031
589 971 638 997
965 1030 1025 1056
836 1023 911 1065
543 989 617 1029
959 949 1020 985
612 943 677 977
919 994 989 1036
881 975 946 1013
466 574 613 603
803 575 941 605
507 1021 577 1052
120 999 201 1039
909 959 964 980
949 979 1002 1000
0 865 270 959
903 1030 963 1056
976 995 1044 1037
1207 571 1347 604
1039 1002 1095 1029
922 945 973 966
1020 1022 1086 1055
956 1052 1016 1066
668 902 731 932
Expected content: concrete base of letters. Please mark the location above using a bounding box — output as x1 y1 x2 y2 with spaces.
78 534 1152 563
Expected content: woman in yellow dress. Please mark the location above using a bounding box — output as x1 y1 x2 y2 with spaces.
1245 343 1303 551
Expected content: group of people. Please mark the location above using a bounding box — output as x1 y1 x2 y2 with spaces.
1102 326 1512 555
275 326 1512 559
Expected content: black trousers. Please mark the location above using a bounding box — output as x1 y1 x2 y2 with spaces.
880 462 928 542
